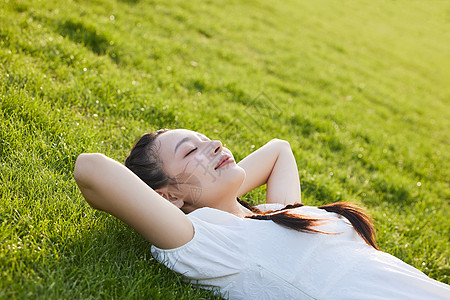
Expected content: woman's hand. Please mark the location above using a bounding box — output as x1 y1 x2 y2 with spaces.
74 153 194 249
237 139 301 205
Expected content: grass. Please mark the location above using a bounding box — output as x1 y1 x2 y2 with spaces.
1 0 449 298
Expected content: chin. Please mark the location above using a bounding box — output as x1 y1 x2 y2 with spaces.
221 166 245 188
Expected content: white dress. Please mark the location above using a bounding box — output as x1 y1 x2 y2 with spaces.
151 203 450 299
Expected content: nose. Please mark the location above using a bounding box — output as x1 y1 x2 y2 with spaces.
211 140 222 155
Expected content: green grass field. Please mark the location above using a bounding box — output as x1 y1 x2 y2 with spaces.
1 0 449 298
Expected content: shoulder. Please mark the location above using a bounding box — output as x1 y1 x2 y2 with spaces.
188 207 243 224
150 207 247 279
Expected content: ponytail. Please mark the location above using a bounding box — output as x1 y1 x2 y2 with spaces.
238 199 378 250
318 202 378 250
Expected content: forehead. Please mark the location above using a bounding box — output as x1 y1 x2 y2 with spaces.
156 129 201 150
155 129 203 173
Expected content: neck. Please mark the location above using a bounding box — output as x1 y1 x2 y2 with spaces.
220 197 253 218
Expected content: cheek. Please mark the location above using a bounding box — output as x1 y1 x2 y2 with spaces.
182 157 215 185
172 171 204 202
189 153 216 172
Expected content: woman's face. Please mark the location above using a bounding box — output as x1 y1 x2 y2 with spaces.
154 129 246 213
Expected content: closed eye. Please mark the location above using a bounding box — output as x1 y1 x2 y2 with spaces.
185 147 197 157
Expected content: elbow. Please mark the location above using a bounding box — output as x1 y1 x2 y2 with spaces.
269 138 291 148
268 139 292 158
74 153 105 188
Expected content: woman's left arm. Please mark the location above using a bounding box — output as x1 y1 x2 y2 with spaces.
236 139 301 205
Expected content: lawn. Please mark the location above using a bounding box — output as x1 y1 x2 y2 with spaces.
1 0 449 298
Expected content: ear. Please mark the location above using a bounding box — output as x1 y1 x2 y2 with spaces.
168 197 185 209
155 189 185 209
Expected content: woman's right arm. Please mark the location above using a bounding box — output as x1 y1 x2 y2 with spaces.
73 153 194 249
237 139 301 205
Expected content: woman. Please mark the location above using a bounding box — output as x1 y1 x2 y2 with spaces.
74 128 449 299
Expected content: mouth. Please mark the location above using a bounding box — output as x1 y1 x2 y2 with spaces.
215 155 233 170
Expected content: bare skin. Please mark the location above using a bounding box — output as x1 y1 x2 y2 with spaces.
74 129 301 249
152 129 250 217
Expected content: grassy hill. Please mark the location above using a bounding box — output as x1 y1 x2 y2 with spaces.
1 0 449 298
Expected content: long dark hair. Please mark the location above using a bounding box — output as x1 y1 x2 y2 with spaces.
124 129 173 190
125 130 378 250
239 199 378 250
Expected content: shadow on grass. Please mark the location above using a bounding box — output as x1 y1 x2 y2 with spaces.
55 19 122 64
59 216 221 299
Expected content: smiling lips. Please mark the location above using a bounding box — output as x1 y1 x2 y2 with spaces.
215 155 233 170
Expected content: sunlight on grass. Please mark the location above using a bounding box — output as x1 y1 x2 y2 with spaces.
1 0 449 298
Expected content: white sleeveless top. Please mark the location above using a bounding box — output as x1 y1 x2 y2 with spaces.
151 204 450 299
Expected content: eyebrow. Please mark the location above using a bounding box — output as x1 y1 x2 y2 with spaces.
174 133 209 155
174 137 191 155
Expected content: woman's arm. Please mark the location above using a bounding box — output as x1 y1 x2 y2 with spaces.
236 139 301 205
74 153 193 249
